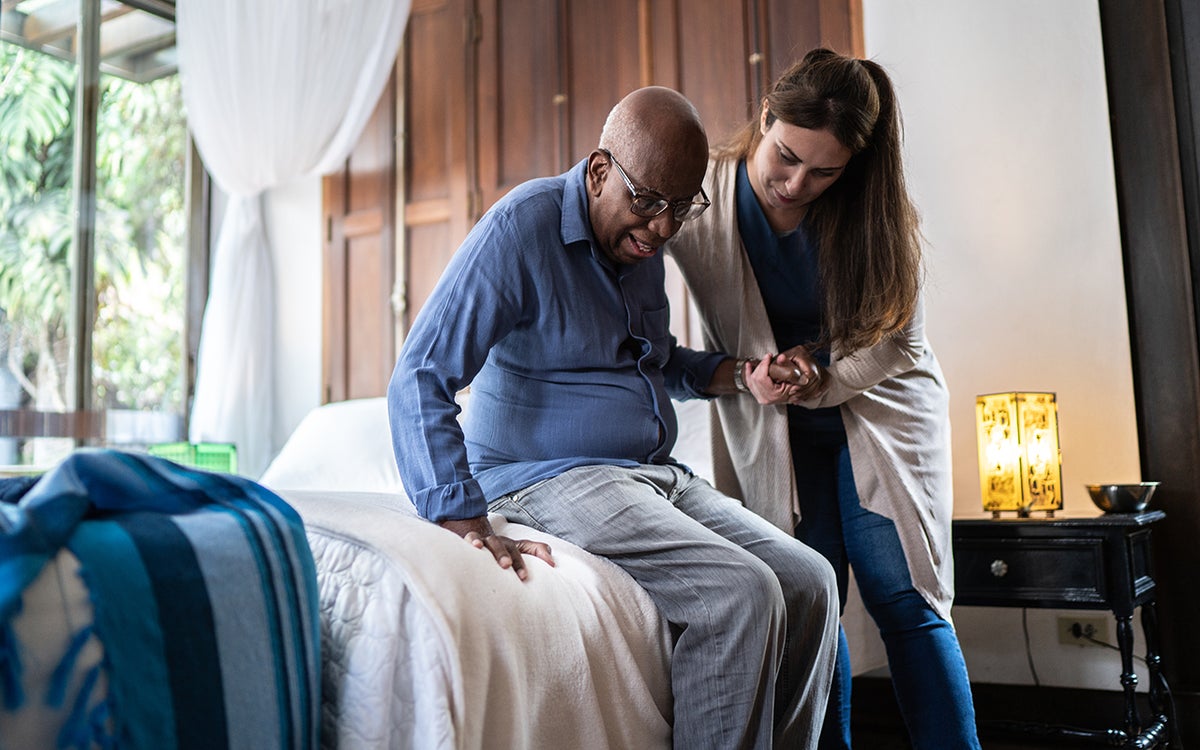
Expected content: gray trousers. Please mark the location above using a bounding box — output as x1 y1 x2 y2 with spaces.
490 463 839 750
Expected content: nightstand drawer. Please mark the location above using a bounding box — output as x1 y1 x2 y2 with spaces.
954 537 1107 608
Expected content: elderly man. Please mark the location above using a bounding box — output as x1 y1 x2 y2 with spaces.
388 86 837 749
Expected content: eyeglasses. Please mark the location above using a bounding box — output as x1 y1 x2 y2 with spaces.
600 149 710 222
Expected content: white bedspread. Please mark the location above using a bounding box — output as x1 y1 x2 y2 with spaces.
280 488 673 750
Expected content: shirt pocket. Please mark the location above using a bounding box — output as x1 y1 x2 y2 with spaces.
637 305 672 368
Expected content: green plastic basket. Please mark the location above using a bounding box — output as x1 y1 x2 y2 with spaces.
147 442 238 473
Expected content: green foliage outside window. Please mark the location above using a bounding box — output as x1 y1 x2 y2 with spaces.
0 41 186 416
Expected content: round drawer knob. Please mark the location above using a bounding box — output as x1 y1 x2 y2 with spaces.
990 559 1008 577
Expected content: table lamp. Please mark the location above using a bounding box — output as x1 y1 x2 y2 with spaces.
975 392 1063 518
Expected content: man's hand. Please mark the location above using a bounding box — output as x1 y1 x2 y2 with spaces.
438 515 556 581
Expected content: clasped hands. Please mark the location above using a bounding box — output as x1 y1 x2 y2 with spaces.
741 345 828 406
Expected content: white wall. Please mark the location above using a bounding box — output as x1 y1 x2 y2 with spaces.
261 0 1151 692
862 0 1146 690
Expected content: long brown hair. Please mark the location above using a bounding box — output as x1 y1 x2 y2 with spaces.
717 48 922 353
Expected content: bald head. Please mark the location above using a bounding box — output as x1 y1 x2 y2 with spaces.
598 86 708 186
586 87 709 265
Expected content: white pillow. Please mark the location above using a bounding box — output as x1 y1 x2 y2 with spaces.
260 391 711 494
260 397 404 493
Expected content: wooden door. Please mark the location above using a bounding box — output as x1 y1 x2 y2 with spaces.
322 71 398 403
402 0 474 331
474 0 643 211
474 0 566 211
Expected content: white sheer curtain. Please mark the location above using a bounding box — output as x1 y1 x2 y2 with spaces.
176 0 409 476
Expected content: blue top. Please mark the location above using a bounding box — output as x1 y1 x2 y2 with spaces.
735 160 844 434
389 159 725 522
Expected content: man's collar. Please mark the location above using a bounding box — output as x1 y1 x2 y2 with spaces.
560 158 594 248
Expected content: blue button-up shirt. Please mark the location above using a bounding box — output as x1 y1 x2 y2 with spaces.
389 159 725 522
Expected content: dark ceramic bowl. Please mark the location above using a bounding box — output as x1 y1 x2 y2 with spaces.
1086 482 1160 514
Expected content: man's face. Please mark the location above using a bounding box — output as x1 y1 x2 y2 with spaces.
586 146 706 266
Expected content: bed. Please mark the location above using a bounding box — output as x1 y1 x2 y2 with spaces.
259 396 677 750
259 394 884 749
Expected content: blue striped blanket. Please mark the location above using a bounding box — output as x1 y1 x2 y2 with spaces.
0 449 320 749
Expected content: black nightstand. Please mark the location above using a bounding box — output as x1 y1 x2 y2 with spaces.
953 511 1171 748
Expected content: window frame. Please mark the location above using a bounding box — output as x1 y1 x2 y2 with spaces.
1 0 207 452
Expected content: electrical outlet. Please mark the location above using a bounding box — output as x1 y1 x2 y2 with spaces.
1057 616 1110 646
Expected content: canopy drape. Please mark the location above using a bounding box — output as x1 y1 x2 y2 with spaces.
176 0 410 476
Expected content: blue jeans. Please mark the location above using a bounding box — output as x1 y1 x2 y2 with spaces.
792 432 980 750
490 463 839 750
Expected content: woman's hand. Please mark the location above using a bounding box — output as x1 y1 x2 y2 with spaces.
744 354 799 405
775 345 829 403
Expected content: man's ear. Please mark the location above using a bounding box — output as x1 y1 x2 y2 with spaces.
586 150 608 197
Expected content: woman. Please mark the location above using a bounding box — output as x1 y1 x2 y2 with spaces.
667 48 979 749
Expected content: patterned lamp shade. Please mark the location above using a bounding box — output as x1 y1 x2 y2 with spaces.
975 392 1063 517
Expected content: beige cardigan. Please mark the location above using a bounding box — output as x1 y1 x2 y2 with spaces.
667 158 956 620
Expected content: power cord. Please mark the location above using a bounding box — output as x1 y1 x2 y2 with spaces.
1079 635 1145 663
1022 608 1040 686
1069 621 1147 664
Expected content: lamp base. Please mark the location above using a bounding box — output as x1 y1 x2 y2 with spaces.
991 509 1058 520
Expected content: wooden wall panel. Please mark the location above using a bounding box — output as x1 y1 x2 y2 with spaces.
760 0 820 90
475 0 643 206
646 0 680 88
406 222 453 329
322 176 347 403
346 232 393 398
477 0 563 209
406 4 456 205
763 0 863 88
322 71 397 403
674 0 756 146
403 0 470 331
564 0 643 163
816 0 864 58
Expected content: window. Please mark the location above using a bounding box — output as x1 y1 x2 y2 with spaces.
0 0 201 468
